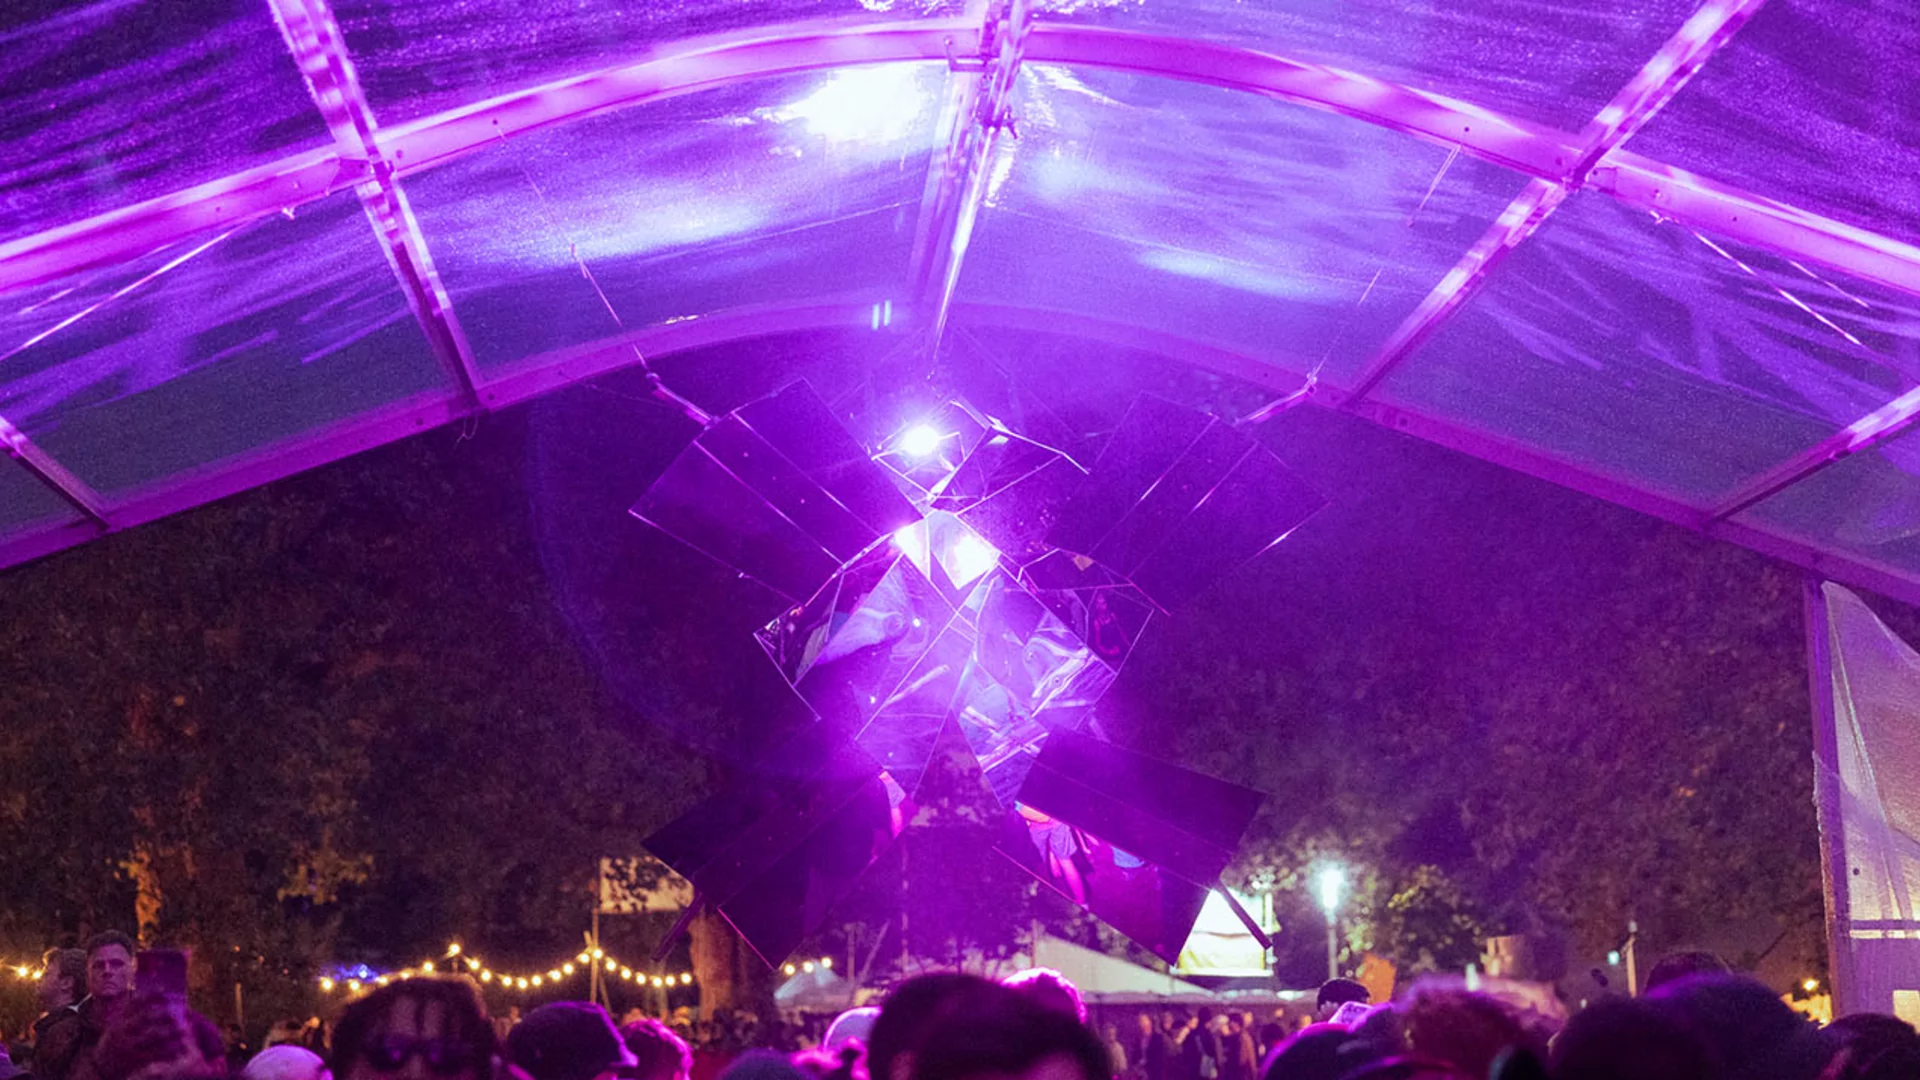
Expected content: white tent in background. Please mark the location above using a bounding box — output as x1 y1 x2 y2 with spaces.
1809 582 1920 1021
776 965 854 1011
1022 935 1216 1002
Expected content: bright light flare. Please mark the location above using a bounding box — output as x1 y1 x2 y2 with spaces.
765 66 930 144
1314 865 1346 918
899 424 943 457
949 533 999 585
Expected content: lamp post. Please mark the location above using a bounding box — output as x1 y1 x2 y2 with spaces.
1315 865 1346 981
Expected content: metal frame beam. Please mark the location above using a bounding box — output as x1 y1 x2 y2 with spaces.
269 0 484 409
9 10 1920 569
1340 0 1771 403
9 299 1920 612
910 0 1033 347
8 16 1917 301
1 416 109 528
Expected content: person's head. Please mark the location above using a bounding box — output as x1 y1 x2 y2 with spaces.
40 948 87 1011
1549 998 1713 1080
1314 980 1369 1022
1645 974 1826 1080
620 1018 691 1080
909 987 1109 1080
506 1003 635 1080
1818 1014 1920 1080
1136 1015 1155 1035
330 976 495 1080
1003 969 1087 1025
869 974 1005 1080
820 1008 879 1054
1196 1007 1216 1030
1642 950 1729 993
85 931 136 1002
1397 987 1542 1080
243 1045 330 1080
1256 1026 1381 1080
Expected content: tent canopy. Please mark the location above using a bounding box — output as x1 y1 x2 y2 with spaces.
4 0 1919 601
1025 934 1217 1002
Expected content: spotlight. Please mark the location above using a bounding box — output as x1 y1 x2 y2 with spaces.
899 424 942 458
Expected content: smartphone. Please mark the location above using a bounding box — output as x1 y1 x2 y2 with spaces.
137 949 190 1002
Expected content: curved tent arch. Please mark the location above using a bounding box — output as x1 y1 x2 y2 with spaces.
2 0 1919 608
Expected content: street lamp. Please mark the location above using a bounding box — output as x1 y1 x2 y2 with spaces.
1315 865 1346 981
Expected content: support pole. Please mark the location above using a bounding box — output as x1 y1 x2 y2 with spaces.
1325 917 1339 981
591 908 602 1006
1624 920 1639 997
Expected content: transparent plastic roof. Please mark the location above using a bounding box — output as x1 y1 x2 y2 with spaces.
4 0 1920 604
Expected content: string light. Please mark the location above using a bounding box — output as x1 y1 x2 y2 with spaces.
314 942 708 999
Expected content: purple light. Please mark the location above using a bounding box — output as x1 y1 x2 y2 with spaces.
898 424 943 458
948 532 999 586
890 515 1000 588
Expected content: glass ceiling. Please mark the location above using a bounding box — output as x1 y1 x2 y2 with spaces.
3 0 1919 605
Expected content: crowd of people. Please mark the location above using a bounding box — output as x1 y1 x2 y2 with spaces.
4 932 1917 1080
